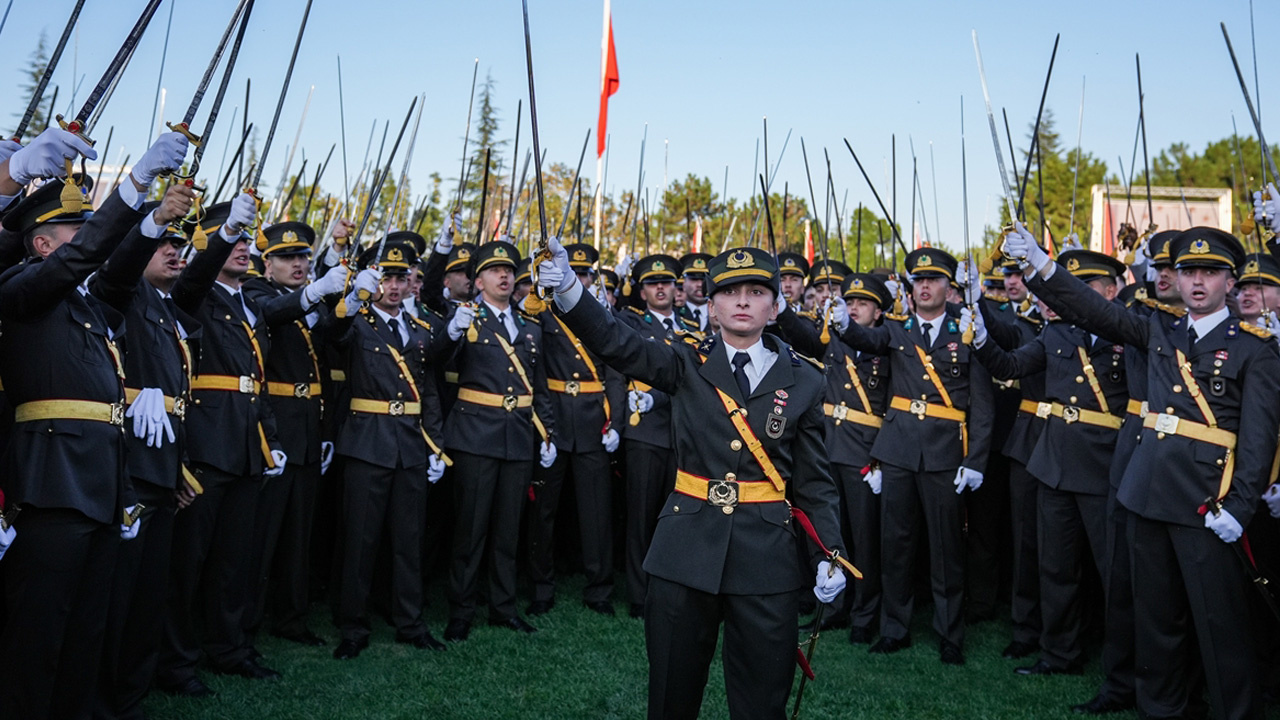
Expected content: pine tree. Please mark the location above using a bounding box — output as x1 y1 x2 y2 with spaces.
15 31 50 139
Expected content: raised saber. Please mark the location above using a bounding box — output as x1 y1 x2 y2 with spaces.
249 0 314 193
556 129 592 238
165 0 251 145
1222 23 1280 187
1136 54 1155 235
14 0 85 139
178 0 255 183
972 30 1019 225
452 58 480 224
522 0 553 313
1068 77 1086 232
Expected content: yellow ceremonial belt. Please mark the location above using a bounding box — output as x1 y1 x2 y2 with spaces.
674 469 787 505
546 379 605 395
1142 411 1236 501
123 388 186 418
14 399 125 426
822 402 883 429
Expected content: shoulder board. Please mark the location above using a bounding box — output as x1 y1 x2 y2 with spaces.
1153 301 1187 318
1239 321 1274 339
1018 315 1043 328
409 315 434 331
517 309 541 324
884 312 909 323
789 348 824 370
681 335 701 347
696 336 717 356
626 306 646 317
796 310 818 320
680 317 699 330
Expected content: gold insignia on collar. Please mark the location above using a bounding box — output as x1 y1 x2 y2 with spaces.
387 247 404 262
1066 257 1080 272
1189 239 1210 255
726 250 754 269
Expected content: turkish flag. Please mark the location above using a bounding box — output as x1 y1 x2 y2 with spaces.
597 12 619 158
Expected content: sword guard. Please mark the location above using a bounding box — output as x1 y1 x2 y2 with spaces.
165 121 204 147
55 115 94 146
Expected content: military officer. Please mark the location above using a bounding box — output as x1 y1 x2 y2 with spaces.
676 252 712 332
537 240 848 720
833 247 994 665
1006 224 1280 720
1234 252 1280 327
776 251 810 309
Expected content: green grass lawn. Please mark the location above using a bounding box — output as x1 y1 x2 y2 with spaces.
138 573 1245 720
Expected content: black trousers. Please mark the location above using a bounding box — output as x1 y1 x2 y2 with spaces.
158 464 259 685
337 457 427 642
645 576 797 720
879 463 965 646
833 462 880 630
1007 459 1041 647
967 451 1010 618
242 460 321 640
624 440 674 607
1037 485 1106 670
0 507 117 720
447 451 532 623
1097 492 1135 705
97 481 176 720
527 447 613 604
1128 513 1262 720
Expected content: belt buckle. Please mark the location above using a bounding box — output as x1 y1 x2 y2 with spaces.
294 382 311 399
1140 401 1149 418
502 395 518 412
109 402 125 427
565 380 580 397
388 400 406 416
832 404 849 422
1154 413 1179 434
1062 406 1080 424
708 472 740 507
908 398 927 419
1036 402 1052 419
172 396 186 419
238 376 255 394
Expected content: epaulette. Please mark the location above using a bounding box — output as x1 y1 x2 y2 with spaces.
1018 314 1043 328
1152 301 1186 318
626 306 646 317
409 315 434 331
517 309 541 324
885 312 909 323
1239 321 1274 339
796 310 818 320
789 347 824 370
983 290 1010 304
696 335 717 357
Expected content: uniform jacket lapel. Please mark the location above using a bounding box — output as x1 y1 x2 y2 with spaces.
699 337 747 406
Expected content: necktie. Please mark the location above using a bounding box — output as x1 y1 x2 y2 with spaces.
1188 325 1198 348
693 307 703 328
663 317 675 336
498 312 512 342
387 318 405 350
921 321 933 347
732 351 752 400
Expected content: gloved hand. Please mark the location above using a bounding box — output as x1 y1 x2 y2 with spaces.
813 560 847 604
615 253 635 281
628 389 654 415
961 306 988 348
775 292 788 316
539 440 557 469
435 212 463 253
1061 232 1084 252
953 466 984 494
535 236 577 294
304 265 350 305
1264 484 1280 519
863 465 882 495
120 507 142 540
602 428 620 453
7 127 97 184
130 131 190 187
222 191 258 238
427 454 447 484
1253 182 1280 235
1204 507 1244 543
339 268 381 314
884 278 901 304
0 139 22 165
960 256 982 306
827 297 850 334
447 303 477 341
126 388 176 448
0 522 13 561
593 281 611 308
320 441 335 476
1001 221 1049 273
265 450 288 478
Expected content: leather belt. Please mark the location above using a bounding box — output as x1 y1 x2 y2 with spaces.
14 399 125 426
267 381 321 399
674 469 787 510
822 402 883 429
456 388 532 412
1127 399 1149 418
349 398 421 417
191 374 260 394
1046 402 1122 430
124 388 187 418
1019 399 1049 417
547 379 604 396
1142 412 1236 448
889 396 966 422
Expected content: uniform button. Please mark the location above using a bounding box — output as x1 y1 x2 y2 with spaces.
397 392 404 398
1166 407 1175 414
1172 385 1182 393
225 315 232 320
1069 396 1078 404
399 374 405 380
922 374 930 380
84 322 92 329
1216 458 1224 466
673 506 680 512
508 367 515 373
844 383 852 390
730 439 742 451
507 386 514 393
722 506 734 515
1213 370 1221 376
574 353 581 360
1157 432 1165 439
572 372 581 379
249 397 256 403
1075 376 1084 383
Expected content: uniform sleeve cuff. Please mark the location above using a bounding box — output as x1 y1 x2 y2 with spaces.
140 210 167 238
554 278 584 312
116 179 145 211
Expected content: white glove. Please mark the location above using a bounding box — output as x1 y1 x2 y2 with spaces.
130 131 190 187
222 191 258 237
125 387 176 448
265 450 288 478
1204 507 1244 543
120 506 142 540
1253 183 1280 234
961 306 987 348
863 466 882 495
0 523 13 561
773 292 787 318
1001 221 1049 273
539 440 557 468
7 127 98 184
304 265 349 305
615 253 635 281
0 139 21 165
593 281 611 308
340 267 381 313
884 279 900 303
961 257 981 306
447 303 477 341
320 441 335 476
1061 232 1084 252
1264 485 1280 519
435 212 463 253
602 428 620 453
953 466 984 494
427 454 446 484
827 297 849 334
813 560 847 604
628 390 654 414
535 236 577 294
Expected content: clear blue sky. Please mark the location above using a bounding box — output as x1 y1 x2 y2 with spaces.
2 0 1274 253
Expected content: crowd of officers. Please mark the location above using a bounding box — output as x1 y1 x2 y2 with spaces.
0 124 1279 720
